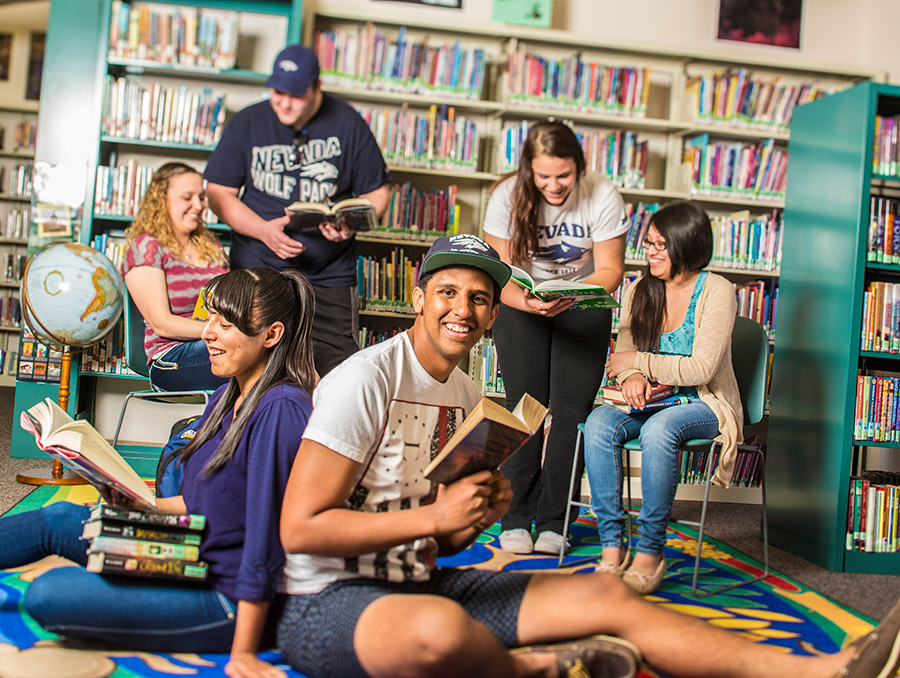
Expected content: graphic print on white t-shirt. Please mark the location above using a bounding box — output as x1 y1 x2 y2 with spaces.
345 398 463 582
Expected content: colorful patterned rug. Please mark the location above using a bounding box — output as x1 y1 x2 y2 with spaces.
0 487 874 678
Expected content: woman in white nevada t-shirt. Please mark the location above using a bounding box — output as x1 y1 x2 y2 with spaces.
482 120 627 556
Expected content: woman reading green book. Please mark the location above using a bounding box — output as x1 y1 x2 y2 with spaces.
583 201 743 595
482 119 628 556
0 268 317 677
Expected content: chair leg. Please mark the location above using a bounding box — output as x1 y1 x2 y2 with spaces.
689 447 769 598
624 447 633 552
558 426 584 568
112 393 136 449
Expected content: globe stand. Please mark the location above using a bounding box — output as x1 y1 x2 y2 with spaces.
16 347 88 486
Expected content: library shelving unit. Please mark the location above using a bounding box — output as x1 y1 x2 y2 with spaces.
0 103 37 387
306 8 881 394
767 80 900 573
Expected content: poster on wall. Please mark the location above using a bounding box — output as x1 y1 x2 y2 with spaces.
373 0 462 7
717 0 802 49
25 32 44 100
0 34 11 81
492 0 552 28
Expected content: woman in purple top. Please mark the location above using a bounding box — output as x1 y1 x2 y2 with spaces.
122 162 229 391
0 268 317 678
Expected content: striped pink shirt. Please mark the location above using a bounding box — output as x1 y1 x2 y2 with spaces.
123 233 228 362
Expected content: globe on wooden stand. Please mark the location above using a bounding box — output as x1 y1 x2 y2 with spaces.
16 243 124 485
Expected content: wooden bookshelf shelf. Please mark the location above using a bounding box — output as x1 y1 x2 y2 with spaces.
107 58 269 85
357 234 436 247
0 193 30 203
326 85 503 113
0 150 35 160
0 238 27 245
360 309 416 319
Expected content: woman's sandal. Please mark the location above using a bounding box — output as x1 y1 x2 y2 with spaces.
595 548 634 576
622 557 667 594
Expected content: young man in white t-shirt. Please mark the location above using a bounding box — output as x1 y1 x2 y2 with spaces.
276 234 900 678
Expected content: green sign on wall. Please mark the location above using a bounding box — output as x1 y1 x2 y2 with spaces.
492 0 553 28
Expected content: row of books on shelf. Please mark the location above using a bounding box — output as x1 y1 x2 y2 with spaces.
1 163 33 198
102 75 226 147
108 0 239 70
93 161 220 223
469 336 504 395
0 206 28 239
359 325 404 349
357 105 481 173
683 135 787 202
625 204 784 273
860 281 900 353
867 196 900 264
90 233 128 271
710 210 783 272
735 280 777 337
685 71 826 132
3 252 24 284
377 182 459 239
846 473 900 553
873 115 900 177
854 374 900 442
0 121 37 153
18 326 59 383
357 249 424 313
678 446 762 487
82 319 140 376
85 505 208 582
623 202 658 260
0 347 16 378
501 120 647 189
315 25 487 100
505 43 649 118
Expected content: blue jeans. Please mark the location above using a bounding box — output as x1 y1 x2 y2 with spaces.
0 502 236 652
149 339 228 392
583 400 719 555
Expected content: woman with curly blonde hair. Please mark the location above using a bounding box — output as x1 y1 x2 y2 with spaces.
123 162 229 390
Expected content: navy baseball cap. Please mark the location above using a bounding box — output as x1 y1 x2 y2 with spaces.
421 234 511 288
266 45 320 96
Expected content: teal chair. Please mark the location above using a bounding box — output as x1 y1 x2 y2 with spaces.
559 315 770 598
111 290 210 448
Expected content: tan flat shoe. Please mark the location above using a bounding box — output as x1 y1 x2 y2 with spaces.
622 557 667 594
595 548 634 576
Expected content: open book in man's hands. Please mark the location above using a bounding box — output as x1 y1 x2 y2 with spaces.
286 197 377 234
423 394 548 485
507 264 620 310
21 398 156 510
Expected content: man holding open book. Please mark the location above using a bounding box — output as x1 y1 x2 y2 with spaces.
274 234 899 678
205 44 390 375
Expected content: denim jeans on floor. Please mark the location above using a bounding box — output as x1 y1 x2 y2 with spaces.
1 502 236 652
583 400 719 555
149 339 228 392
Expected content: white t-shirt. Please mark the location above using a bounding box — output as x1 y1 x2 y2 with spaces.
482 170 628 284
284 332 481 594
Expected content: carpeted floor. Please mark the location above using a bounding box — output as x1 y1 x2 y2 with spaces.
0 484 878 678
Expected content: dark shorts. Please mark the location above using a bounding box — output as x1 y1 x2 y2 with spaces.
277 568 532 678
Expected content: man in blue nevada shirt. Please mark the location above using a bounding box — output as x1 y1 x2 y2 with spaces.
205 44 390 376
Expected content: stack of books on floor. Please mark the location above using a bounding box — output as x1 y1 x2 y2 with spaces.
83 504 209 582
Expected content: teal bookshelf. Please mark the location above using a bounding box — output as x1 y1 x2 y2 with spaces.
768 81 900 574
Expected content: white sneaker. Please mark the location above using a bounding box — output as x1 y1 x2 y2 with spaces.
534 530 568 555
499 528 534 554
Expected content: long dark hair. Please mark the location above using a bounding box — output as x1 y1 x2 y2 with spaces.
629 201 713 351
179 268 317 476
498 120 585 266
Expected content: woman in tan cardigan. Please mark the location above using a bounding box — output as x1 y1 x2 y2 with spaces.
583 201 742 595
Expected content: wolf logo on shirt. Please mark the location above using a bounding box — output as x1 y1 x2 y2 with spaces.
251 135 343 204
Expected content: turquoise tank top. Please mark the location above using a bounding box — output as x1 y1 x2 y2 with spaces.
656 271 708 398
